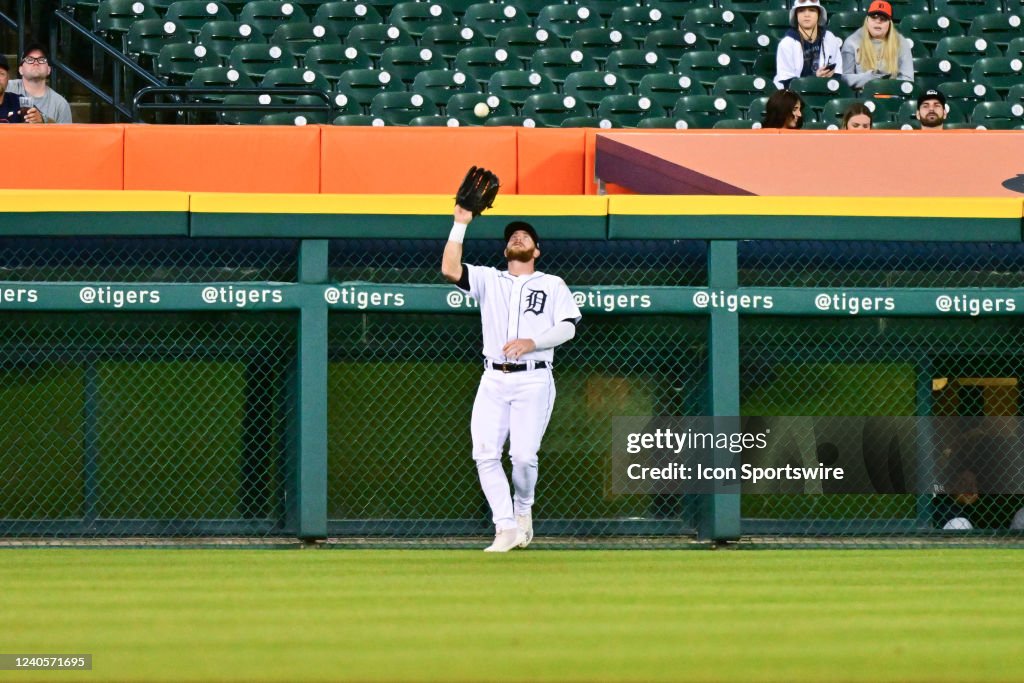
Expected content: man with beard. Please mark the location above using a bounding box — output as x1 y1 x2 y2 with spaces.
441 205 581 552
916 89 946 130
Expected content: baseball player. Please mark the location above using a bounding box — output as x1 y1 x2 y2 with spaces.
441 168 582 552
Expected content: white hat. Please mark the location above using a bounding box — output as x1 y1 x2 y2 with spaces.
790 0 827 27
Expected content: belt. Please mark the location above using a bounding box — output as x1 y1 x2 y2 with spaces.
486 360 549 373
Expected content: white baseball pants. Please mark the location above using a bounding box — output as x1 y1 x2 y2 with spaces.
471 367 556 531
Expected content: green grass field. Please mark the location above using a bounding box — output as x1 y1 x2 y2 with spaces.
4 549 1023 682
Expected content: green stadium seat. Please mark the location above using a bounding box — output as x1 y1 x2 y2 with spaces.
239 1 310 40
642 29 712 65
521 92 588 127
386 1 457 40
638 72 701 115
788 76 855 115
334 67 403 110
411 69 480 109
497 27 561 66
258 111 321 125
560 116 615 128
933 35 1001 69
680 7 749 46
422 26 488 67
271 22 341 59
483 114 539 126
487 70 557 110
344 24 414 64
568 28 629 64
636 116 690 128
186 65 255 102
971 101 1024 129
260 67 331 101
912 57 967 91
1006 84 1024 108
712 117 761 128
711 75 772 113
563 70 631 112
969 57 1024 97
197 21 267 62
529 47 599 86
370 91 436 125
861 95 904 121
937 80 1000 111
655 0 718 25
454 46 515 82
313 1 383 41
154 42 219 83
819 0 860 12
511 0 568 19
899 14 964 54
675 50 744 93
227 43 296 82
716 31 776 74
379 45 448 84
1006 38 1024 62
596 94 659 127
829 10 867 36
671 94 739 127
746 95 769 123
608 6 675 47
95 0 158 48
752 9 792 40
124 18 189 66
447 93 516 123
331 113 382 125
720 0 787 24
305 44 372 84
326 89 361 115
296 0 340 17
536 4 605 44
461 2 530 43
966 13 1024 52
218 93 283 125
409 114 463 126
933 0 1003 28
164 1 233 37
750 53 777 79
886 0 931 16
860 79 920 100
604 48 672 89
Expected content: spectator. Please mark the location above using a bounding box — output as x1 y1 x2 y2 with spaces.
0 56 26 124
916 89 946 130
7 44 72 124
762 89 805 129
774 0 843 90
841 102 872 129
840 1 913 92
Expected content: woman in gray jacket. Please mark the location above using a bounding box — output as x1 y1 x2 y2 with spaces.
840 0 913 91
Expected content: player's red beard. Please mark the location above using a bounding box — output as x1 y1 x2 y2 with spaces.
505 246 536 262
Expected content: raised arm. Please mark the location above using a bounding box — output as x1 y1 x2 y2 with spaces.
441 205 474 284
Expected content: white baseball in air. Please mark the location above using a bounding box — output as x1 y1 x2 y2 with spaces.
474 102 490 117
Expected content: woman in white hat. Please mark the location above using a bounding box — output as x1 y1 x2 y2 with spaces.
774 0 844 90
841 0 914 91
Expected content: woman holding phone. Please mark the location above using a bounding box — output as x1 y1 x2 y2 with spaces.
774 0 844 90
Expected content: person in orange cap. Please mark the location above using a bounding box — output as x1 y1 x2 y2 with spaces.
840 0 914 91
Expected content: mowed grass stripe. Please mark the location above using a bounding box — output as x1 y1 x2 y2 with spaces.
3 550 1022 682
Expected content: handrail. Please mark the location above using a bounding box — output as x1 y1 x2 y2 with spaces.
0 0 26 58
133 87 332 118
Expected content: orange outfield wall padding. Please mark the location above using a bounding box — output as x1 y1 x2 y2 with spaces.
516 128 586 195
123 125 322 193
321 127 518 194
0 124 125 190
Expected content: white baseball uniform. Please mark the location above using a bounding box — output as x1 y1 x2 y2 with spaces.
456 263 582 531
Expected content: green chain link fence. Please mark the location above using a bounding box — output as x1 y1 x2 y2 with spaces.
3 229 1024 547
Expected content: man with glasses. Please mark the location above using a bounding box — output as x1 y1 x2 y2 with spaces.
7 44 72 124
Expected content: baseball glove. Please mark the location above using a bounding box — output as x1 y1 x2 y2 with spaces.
455 166 500 216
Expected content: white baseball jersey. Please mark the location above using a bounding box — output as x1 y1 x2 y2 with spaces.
458 264 582 363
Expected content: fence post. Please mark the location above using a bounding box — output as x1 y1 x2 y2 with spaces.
294 239 329 540
700 240 742 542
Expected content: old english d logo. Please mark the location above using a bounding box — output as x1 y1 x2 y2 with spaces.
1002 175 1024 194
524 289 547 315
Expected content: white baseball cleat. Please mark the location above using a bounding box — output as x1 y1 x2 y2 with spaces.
516 512 533 548
483 527 525 552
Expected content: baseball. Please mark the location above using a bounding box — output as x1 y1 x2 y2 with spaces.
473 102 490 118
